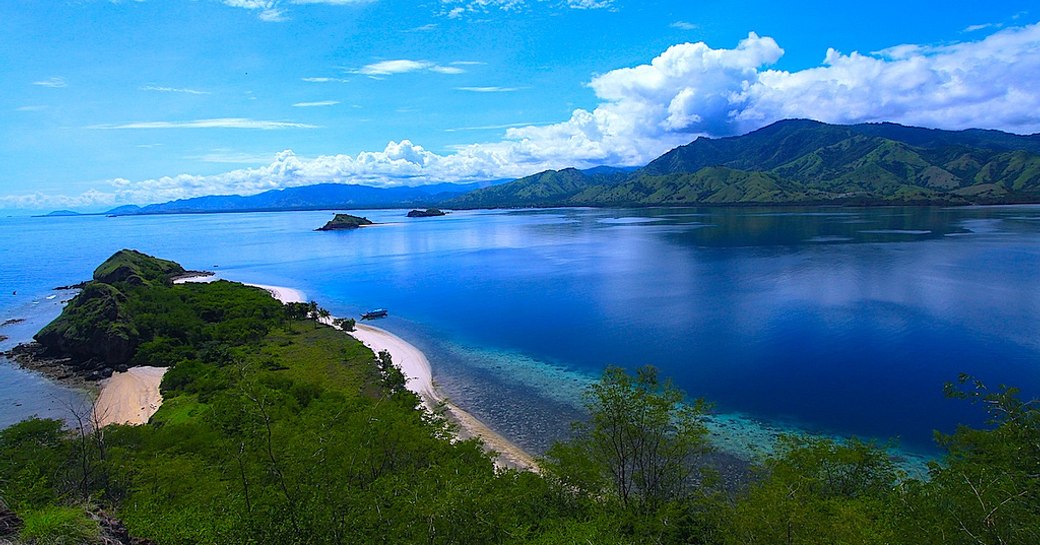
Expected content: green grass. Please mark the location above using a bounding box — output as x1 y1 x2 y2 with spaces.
151 394 209 426
242 320 378 394
19 506 101 545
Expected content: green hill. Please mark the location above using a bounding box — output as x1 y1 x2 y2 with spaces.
446 120 1040 208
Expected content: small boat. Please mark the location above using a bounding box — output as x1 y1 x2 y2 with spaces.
361 308 388 320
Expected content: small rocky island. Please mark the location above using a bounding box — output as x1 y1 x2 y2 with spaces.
316 213 375 231
406 208 447 218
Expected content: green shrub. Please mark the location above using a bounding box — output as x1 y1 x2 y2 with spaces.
19 506 100 545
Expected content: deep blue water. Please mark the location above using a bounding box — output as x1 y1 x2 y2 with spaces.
1 206 1038 458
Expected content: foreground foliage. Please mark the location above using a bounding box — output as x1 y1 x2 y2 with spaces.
2 251 1038 544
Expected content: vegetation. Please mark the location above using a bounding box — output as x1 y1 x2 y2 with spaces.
34 250 282 372
407 208 448 217
446 119 1040 208
3 251 1038 544
315 213 374 231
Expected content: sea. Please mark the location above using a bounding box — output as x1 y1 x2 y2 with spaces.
2 206 1038 467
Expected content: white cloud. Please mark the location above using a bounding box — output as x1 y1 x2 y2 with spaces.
9 23 1040 209
15 105 48 112
407 23 438 31
565 0 612 8
445 121 550 132
964 23 1001 32
441 0 611 17
671 21 698 30
88 118 320 130
455 86 522 92
354 59 466 76
189 149 278 164
32 77 67 88
302 76 350 83
223 0 370 21
140 85 210 95
290 0 373 4
499 23 1040 166
292 100 340 107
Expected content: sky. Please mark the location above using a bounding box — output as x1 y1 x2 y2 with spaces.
1 0 1038 212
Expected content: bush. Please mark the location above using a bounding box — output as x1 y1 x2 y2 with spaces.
19 506 100 545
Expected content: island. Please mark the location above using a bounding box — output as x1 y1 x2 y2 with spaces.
407 208 448 218
315 213 374 231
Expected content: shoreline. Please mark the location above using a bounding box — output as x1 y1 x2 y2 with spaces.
176 274 536 470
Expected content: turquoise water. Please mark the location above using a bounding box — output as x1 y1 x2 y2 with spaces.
1 206 1038 462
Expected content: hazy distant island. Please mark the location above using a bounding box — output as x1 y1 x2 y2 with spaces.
316 213 374 231
407 208 448 217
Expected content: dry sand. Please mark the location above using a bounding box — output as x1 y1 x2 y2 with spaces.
94 366 167 427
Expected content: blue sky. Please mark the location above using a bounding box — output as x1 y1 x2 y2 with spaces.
1 0 1038 211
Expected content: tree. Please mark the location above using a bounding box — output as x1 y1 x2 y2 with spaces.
726 436 901 545
544 365 711 513
333 317 356 332
902 376 1040 545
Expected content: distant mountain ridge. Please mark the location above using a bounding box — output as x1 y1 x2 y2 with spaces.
446 120 1040 208
44 120 1040 218
105 180 507 216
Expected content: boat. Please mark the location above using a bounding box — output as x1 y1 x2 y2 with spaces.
361 308 388 320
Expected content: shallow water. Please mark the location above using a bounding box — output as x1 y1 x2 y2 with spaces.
1 206 1038 462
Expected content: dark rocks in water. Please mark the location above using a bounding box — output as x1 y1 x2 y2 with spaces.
5 342 111 384
407 208 448 218
169 270 214 282
316 213 375 231
0 335 7 343
54 281 89 290
1 318 25 327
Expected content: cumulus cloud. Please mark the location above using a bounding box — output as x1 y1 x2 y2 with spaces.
9 23 1040 210
500 23 1040 167
88 118 320 129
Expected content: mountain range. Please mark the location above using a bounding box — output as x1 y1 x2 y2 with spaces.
446 119 1040 208
103 181 506 216
80 119 1040 217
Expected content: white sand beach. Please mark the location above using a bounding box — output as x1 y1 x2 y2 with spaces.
94 366 167 427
